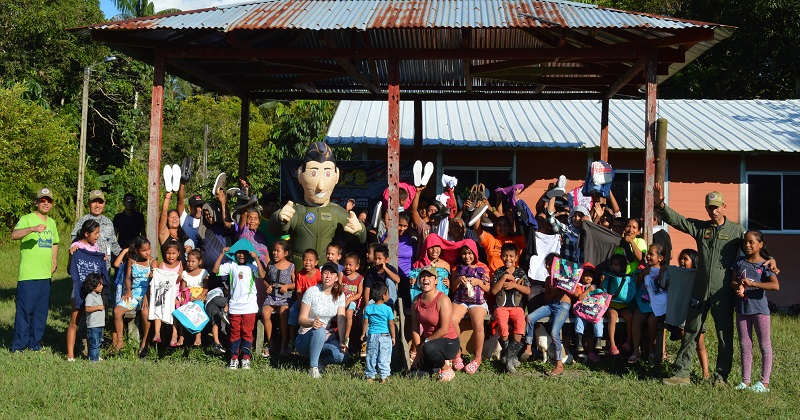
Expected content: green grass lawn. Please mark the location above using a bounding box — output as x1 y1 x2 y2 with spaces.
0 238 797 418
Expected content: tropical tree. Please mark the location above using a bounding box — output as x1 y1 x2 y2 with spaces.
110 0 180 20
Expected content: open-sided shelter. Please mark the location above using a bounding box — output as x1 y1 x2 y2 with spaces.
74 0 734 259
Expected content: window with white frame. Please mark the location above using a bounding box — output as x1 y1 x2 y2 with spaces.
610 170 644 220
747 172 800 231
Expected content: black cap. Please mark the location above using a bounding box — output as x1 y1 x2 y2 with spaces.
189 194 204 207
321 261 339 274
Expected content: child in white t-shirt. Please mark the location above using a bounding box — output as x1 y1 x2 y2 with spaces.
214 245 266 370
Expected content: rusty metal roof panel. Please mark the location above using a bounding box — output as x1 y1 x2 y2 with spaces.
86 0 727 32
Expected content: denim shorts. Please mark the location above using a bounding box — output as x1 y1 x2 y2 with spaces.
456 301 489 312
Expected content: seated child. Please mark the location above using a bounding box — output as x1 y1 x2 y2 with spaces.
602 254 634 355
263 240 295 357
361 281 395 383
179 249 208 347
573 263 603 363
490 243 531 374
288 249 321 352
524 253 582 377
341 253 364 351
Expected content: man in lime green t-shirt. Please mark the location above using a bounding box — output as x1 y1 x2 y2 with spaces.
10 187 59 352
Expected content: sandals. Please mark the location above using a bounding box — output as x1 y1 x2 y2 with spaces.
438 361 455 382
152 337 162 344
547 365 564 377
464 360 480 375
453 357 465 371
627 354 640 364
409 350 417 365
170 341 179 347
261 348 270 359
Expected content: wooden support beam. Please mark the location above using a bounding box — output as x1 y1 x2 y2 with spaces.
600 97 609 162
386 59 400 267
239 96 250 179
248 91 603 100
224 32 251 49
643 50 658 244
320 34 381 94
146 51 165 248
162 46 686 62
166 58 243 96
604 57 646 99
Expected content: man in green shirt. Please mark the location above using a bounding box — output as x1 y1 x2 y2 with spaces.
10 188 60 352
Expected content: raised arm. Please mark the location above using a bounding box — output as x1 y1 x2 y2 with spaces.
410 184 425 228
158 191 173 244
176 183 186 216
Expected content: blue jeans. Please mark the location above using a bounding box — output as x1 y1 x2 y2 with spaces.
574 316 604 338
87 327 103 361
365 334 392 379
11 279 50 351
295 327 348 368
524 301 571 357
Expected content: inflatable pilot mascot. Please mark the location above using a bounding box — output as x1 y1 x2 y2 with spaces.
269 142 366 266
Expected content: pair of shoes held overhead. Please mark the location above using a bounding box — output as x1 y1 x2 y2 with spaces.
546 175 567 198
162 156 193 192
413 160 434 187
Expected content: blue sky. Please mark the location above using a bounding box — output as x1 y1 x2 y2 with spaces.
98 1 246 19
99 0 120 18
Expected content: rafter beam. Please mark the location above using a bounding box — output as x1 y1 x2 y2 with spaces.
249 92 604 100
161 46 686 62
165 58 243 96
320 34 381 94
604 57 646 99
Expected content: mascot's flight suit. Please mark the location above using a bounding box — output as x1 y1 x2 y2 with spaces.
270 201 366 267
268 141 366 267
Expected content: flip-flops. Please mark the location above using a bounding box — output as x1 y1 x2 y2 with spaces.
413 160 423 187
180 156 192 183
212 172 227 197
420 162 434 186
171 164 181 192
547 175 567 198
371 201 382 230
163 165 173 192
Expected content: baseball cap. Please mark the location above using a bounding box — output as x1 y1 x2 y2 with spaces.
88 189 105 202
321 261 339 274
36 187 54 200
572 205 590 217
705 191 724 207
582 262 596 274
189 194 204 207
418 265 438 279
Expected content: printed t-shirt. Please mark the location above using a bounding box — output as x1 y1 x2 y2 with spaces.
15 213 59 281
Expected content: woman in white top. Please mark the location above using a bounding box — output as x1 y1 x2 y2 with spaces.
296 261 348 378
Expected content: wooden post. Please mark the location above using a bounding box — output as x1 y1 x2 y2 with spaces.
600 97 609 162
387 59 400 267
146 51 165 248
643 51 658 244
239 96 250 179
656 118 668 188
76 66 90 221
414 100 423 159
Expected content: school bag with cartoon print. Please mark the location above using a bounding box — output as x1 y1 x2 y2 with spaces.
573 289 612 323
549 256 583 294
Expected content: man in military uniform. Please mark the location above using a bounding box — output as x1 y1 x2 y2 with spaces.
655 184 775 385
269 142 366 266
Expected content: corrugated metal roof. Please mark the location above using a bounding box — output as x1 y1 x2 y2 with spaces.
325 99 800 153
89 0 728 31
